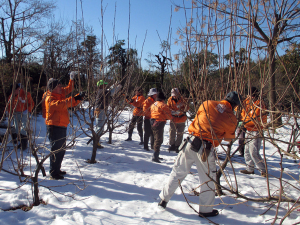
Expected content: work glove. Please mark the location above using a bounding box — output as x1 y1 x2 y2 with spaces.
74 92 85 101
171 110 181 116
19 97 26 103
70 71 76 80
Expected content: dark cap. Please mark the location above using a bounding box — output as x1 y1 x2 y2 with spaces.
250 87 259 98
225 91 241 107
47 78 60 91
156 92 166 101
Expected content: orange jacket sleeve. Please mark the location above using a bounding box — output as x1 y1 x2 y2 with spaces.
129 95 145 116
61 80 74 96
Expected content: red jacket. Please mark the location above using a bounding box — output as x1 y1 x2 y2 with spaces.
7 89 35 113
143 96 155 119
127 95 145 116
150 101 172 121
188 100 237 147
167 96 189 123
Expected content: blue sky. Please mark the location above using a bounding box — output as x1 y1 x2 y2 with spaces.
54 0 187 68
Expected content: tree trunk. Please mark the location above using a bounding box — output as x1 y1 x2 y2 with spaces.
268 45 282 128
90 136 98 163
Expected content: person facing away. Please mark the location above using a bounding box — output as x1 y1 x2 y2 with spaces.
167 88 189 152
44 72 84 180
125 88 145 144
239 87 268 177
150 92 172 163
94 79 122 148
158 91 240 218
7 82 35 150
143 88 157 151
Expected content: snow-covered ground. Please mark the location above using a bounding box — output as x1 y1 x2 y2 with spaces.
0 107 299 224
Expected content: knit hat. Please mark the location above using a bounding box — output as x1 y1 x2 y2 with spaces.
47 78 60 91
171 88 179 97
225 91 241 107
97 80 108 87
147 88 157 96
156 92 166 101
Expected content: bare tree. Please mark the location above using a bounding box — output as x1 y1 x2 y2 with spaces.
0 0 56 63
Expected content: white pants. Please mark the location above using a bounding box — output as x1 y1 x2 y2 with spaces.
95 110 106 141
159 137 216 213
244 131 266 173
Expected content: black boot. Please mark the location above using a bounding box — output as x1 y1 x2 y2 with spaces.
20 134 28 151
11 133 18 144
139 136 144 145
158 199 168 209
168 145 176 152
125 134 132 141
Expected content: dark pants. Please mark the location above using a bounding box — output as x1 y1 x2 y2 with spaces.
237 126 246 156
144 118 154 149
152 121 166 159
47 125 67 176
128 115 143 140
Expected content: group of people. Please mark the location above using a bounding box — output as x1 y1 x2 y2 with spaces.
124 87 189 163
120 85 268 217
7 73 269 217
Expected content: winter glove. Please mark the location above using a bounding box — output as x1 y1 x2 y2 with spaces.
70 71 76 80
171 110 181 116
74 92 85 101
238 121 243 127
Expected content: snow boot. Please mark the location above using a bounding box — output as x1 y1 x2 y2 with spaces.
11 133 18 144
139 136 144 145
240 170 254 175
20 134 28 151
199 209 219 218
158 199 168 209
125 135 132 141
168 145 176 152
152 157 161 163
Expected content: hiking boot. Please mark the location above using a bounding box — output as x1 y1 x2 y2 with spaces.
139 141 144 145
125 137 132 141
240 170 254 175
97 143 104 149
168 145 176 151
152 158 161 163
59 170 67 175
158 199 168 209
20 134 28 150
50 174 64 180
261 172 267 177
11 133 18 144
199 209 219 218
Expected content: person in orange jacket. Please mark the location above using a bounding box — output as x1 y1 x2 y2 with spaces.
143 88 157 151
158 91 240 218
150 92 172 163
7 83 35 150
240 87 267 177
125 88 145 144
167 88 189 152
45 72 84 180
